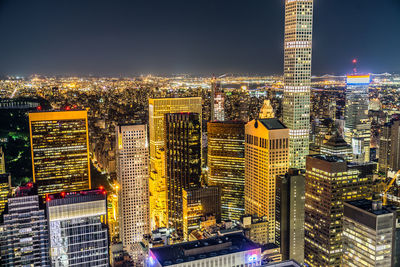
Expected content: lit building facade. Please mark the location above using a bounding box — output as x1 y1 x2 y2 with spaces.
283 0 314 169
165 113 202 238
304 155 373 267
0 186 50 266
0 173 10 215
147 233 261 267
379 122 392 175
207 121 245 221
47 189 109 266
276 169 305 264
0 146 5 174
241 215 271 245
344 75 371 163
245 118 289 242
149 97 202 228
116 125 150 260
29 110 91 197
320 131 353 161
259 100 275 119
211 79 225 121
342 199 397 267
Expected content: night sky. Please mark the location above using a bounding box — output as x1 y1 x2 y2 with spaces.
0 0 399 76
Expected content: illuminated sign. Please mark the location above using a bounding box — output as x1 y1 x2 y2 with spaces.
347 75 371 85
248 254 258 262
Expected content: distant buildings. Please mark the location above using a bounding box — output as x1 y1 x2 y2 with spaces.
304 155 373 267
207 121 245 221
245 118 289 243
320 131 353 161
29 110 91 197
342 199 397 266
211 78 225 121
0 173 10 215
147 233 261 267
165 113 202 238
283 0 313 169
276 169 305 264
148 97 202 228
0 184 50 266
47 189 109 266
344 74 371 164
116 124 150 260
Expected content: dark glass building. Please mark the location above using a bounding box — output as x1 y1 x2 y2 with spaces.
165 113 201 238
207 121 245 221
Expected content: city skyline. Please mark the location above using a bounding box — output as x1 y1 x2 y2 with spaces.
0 0 400 76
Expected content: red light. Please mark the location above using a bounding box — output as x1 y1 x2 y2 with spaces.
37 106 42 111
102 191 107 195
99 186 104 190
27 182 33 188
65 106 71 111
352 59 357 64
73 104 77 108
46 197 51 202
61 192 66 197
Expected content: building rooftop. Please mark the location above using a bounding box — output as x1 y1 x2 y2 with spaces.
149 233 260 266
260 260 301 267
47 188 107 206
345 199 394 216
258 118 286 130
309 154 346 163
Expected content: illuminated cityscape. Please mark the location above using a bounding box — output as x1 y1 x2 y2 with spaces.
0 0 400 266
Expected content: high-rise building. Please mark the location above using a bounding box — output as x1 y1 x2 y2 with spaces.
147 233 262 267
116 125 150 260
29 110 91 197
0 147 5 174
0 184 50 266
0 173 10 215
207 121 245 220
283 0 314 169
390 120 400 172
259 100 275 119
241 215 271 245
245 118 289 243
211 78 225 121
379 122 392 175
149 97 202 228
344 75 371 164
320 131 353 161
342 199 397 267
304 155 373 267
165 113 202 237
47 189 109 266
276 169 305 264
182 186 221 240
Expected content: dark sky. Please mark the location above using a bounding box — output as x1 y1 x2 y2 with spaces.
0 0 399 76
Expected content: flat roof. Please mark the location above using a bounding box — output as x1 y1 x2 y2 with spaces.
149 233 260 266
259 118 286 130
260 260 301 267
346 199 394 216
309 154 346 163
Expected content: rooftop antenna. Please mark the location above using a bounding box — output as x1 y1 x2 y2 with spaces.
352 58 358 74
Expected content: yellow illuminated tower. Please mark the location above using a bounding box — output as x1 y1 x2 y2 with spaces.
148 97 202 228
0 147 5 174
283 0 313 169
245 118 289 242
259 100 275 119
29 110 91 197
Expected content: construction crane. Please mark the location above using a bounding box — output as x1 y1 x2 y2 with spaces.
382 169 400 205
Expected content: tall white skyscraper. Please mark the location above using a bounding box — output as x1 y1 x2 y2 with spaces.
283 0 314 169
116 125 150 261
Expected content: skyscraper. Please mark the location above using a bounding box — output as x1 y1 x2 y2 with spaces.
283 0 314 169
276 169 305 264
211 78 225 121
259 100 275 119
207 121 245 220
304 155 373 267
379 122 392 175
245 118 289 243
0 184 50 267
47 189 109 266
116 124 150 260
389 119 400 172
320 131 353 161
0 147 5 174
342 199 397 267
29 110 91 197
148 97 202 228
344 74 371 163
165 113 202 238
0 173 10 215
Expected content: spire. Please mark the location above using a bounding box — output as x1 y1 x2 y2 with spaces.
259 100 275 119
